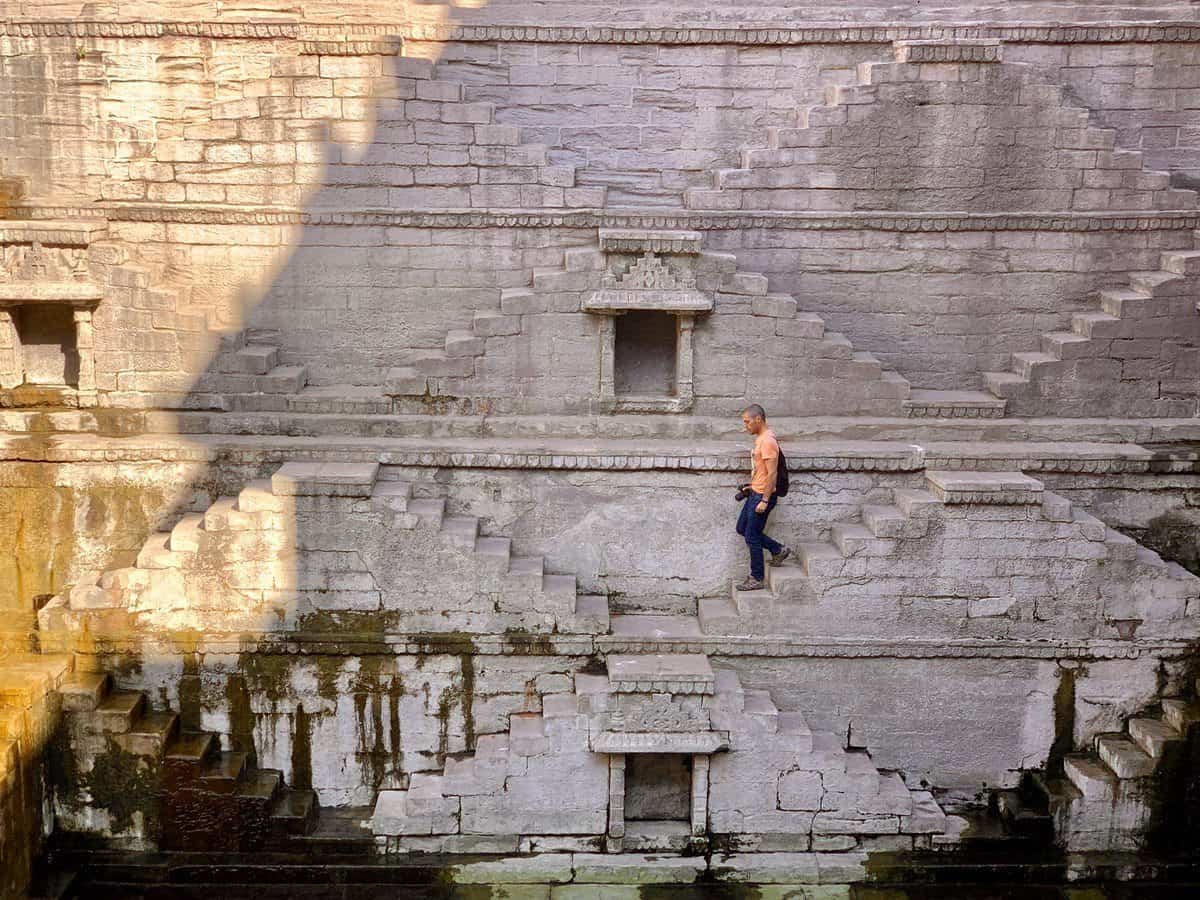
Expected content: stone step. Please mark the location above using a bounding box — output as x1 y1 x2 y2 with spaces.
541 573 577 598
607 653 715 694
609 615 701 640
925 471 1043 506
892 488 941 518
1161 699 1200 735
168 514 205 553
1072 310 1122 339
1012 351 1058 379
982 370 1027 398
385 366 426 396
397 349 472 378
165 732 218 767
441 515 479 550
237 479 287 513
831 522 872 556
237 768 283 802
1163 249 1200 276
370 481 413 514
1131 269 1183 295
200 751 249 794
474 536 511 570
1100 287 1155 319
1065 753 1119 802
445 329 486 358
743 690 780 732
220 344 278 376
697 596 741 632
1095 734 1156 779
735 580 779 615
507 555 544 582
95 692 147 734
473 312 521 337
862 504 906 538
902 389 1007 419
1042 331 1094 360
1127 717 1181 759
798 542 844 576
714 668 745 711
119 711 180 756
572 594 610 633
509 713 548 755
58 671 111 712
407 498 446 527
271 462 379 498
135 532 179 569
270 788 319 837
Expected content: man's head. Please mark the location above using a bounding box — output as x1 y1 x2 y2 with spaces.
741 404 767 435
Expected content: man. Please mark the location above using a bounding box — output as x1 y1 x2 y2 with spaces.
736 404 791 591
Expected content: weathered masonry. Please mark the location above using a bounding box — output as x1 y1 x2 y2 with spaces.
3 1 1200 897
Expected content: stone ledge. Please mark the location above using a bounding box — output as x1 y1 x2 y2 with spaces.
895 39 1004 63
6 432 1200 475
925 470 1045 505
47 632 1198 661
13 204 1200 234
0 219 107 246
7 20 1200 45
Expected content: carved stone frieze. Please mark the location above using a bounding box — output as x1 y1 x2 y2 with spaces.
606 695 712 733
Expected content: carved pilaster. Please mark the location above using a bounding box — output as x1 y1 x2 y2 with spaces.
691 754 710 837
607 754 626 852
0 310 20 389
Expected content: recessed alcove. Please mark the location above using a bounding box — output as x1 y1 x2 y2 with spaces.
614 311 678 399
14 305 79 386
624 753 692 822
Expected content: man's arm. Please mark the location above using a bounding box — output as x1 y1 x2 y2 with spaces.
760 455 778 501
755 453 778 511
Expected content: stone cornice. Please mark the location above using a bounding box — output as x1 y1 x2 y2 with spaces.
13 204 1200 234
46 631 1200 662
5 20 1200 46
3 434 1197 475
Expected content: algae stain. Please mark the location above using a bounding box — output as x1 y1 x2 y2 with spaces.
388 673 405 778
1048 664 1078 778
226 672 257 767
292 703 313 791
459 651 476 749
82 738 162 837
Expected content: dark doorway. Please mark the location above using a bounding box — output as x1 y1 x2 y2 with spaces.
614 311 677 397
625 753 691 821
15 305 78 386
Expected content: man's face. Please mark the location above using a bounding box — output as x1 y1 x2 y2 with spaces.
742 413 760 434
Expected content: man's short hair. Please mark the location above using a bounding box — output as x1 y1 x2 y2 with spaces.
743 403 767 421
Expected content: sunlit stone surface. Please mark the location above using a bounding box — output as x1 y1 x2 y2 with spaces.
2 1 1200 896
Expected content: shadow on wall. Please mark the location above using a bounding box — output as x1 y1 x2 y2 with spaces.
120 4 506 814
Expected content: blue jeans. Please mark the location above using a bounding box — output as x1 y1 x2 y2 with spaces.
736 491 782 581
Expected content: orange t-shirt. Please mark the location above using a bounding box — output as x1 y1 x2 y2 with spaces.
750 429 780 495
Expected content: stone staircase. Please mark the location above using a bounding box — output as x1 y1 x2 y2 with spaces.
696 470 1199 641
52 668 317 852
82 238 311 410
370 651 947 856
685 40 1196 214
386 235 913 416
982 236 1200 417
0 655 72 899
682 38 1199 420
995 687 1200 852
38 461 607 640
370 473 610 634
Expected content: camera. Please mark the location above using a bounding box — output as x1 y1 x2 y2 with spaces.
734 484 751 502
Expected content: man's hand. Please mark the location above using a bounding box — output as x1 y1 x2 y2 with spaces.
755 500 768 514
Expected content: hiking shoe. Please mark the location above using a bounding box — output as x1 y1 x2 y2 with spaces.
769 547 792 567
736 577 766 592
